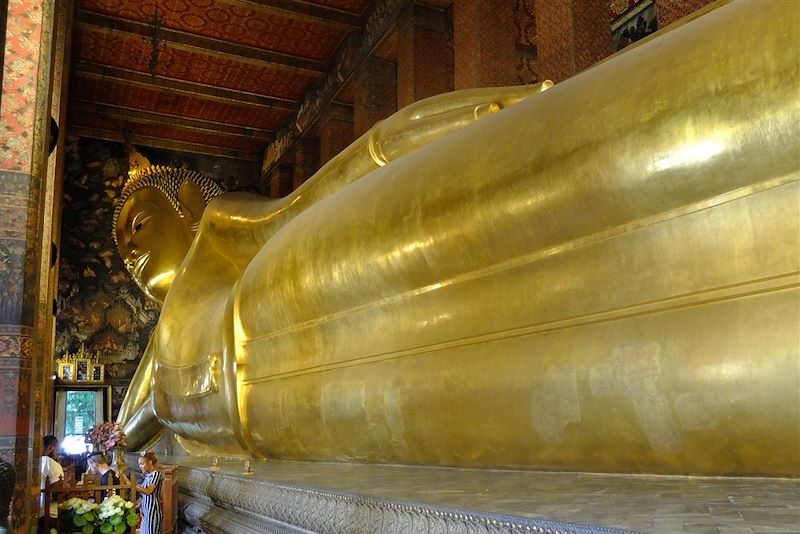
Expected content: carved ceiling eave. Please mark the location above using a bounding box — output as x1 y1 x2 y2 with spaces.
76 10 328 76
70 125 260 161
67 0 377 167
227 0 362 29
73 61 300 111
261 0 414 176
71 100 274 142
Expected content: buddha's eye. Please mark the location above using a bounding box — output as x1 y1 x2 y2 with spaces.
131 213 152 234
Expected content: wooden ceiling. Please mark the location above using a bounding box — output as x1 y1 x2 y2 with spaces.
68 0 374 161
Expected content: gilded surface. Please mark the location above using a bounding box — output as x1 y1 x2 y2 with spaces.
117 0 799 476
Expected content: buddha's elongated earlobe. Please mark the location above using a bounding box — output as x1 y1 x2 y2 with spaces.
178 179 207 233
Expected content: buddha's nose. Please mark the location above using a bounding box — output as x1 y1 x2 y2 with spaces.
124 249 139 270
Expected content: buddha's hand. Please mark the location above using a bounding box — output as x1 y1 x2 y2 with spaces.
367 82 553 166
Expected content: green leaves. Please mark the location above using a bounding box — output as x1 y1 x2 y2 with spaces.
58 495 136 534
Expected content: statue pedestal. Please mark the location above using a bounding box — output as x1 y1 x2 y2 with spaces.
164 457 799 534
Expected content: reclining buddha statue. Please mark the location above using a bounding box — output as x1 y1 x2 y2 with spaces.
116 0 799 476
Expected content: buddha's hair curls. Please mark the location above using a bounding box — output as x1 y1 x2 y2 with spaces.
112 165 224 245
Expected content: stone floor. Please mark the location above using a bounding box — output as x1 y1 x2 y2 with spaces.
166 456 800 533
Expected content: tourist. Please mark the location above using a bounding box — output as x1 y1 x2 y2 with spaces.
135 451 162 534
38 435 64 533
83 451 120 500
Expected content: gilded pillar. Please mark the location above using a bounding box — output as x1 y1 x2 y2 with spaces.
353 58 397 138
396 3 454 108
0 0 56 530
453 0 518 89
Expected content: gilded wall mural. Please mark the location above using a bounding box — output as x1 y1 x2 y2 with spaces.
56 137 260 418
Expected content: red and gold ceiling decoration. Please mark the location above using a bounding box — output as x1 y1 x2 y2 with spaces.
69 0 373 161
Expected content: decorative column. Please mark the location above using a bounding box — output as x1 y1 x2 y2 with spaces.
292 138 320 190
396 3 453 108
318 103 354 167
572 0 612 73
0 0 57 531
353 58 396 138
268 159 295 198
655 0 715 27
39 0 74 461
453 0 518 89
533 0 573 83
534 0 611 83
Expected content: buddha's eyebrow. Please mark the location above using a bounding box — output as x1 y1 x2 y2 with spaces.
131 210 152 229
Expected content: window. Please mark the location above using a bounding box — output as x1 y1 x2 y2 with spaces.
54 387 109 455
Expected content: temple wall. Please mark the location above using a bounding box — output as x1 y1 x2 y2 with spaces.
55 138 260 420
655 0 716 26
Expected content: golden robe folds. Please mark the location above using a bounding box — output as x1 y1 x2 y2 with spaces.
121 0 799 476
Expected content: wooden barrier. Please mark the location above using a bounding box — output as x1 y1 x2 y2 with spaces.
160 465 179 534
42 463 179 533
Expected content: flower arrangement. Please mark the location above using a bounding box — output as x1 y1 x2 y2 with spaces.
58 495 138 534
85 422 127 456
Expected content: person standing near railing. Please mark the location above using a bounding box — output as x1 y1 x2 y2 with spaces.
135 451 163 534
81 451 121 501
38 436 65 533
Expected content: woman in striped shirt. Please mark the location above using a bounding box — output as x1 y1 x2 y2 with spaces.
136 451 163 534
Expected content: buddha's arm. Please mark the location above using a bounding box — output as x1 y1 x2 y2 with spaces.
117 340 153 423
121 396 162 452
195 83 554 263
117 332 163 450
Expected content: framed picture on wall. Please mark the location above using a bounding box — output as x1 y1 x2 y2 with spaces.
58 362 74 382
76 359 89 381
91 364 104 382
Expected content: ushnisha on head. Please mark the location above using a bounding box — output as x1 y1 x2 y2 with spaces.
113 166 223 304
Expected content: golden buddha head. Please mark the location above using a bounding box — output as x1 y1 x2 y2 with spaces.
113 165 224 303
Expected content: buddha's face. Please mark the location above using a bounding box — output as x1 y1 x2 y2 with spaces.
115 186 194 303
